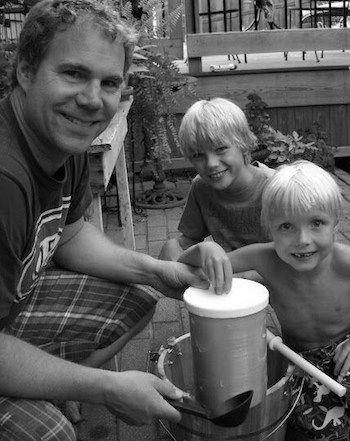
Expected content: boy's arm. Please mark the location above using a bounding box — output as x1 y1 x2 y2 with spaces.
158 235 201 261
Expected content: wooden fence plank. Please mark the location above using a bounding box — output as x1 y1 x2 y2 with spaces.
312 106 331 140
187 28 350 57
276 107 295 134
189 69 349 108
329 105 349 146
294 106 314 133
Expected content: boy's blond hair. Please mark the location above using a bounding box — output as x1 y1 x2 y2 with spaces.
178 98 257 165
261 160 343 232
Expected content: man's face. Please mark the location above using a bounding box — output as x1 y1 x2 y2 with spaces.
18 19 125 166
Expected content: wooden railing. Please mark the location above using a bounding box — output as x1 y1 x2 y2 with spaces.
186 27 350 74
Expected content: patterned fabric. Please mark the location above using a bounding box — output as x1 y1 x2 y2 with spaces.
0 267 160 440
288 336 350 440
4 267 160 362
0 397 76 441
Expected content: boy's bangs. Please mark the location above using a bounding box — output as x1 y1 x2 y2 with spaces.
269 181 341 222
186 126 232 155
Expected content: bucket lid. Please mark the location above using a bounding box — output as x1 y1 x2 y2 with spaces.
183 278 269 319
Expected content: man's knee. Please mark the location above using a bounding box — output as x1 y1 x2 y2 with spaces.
0 398 76 441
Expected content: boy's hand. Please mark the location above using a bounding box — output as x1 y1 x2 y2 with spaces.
179 242 232 295
334 337 350 382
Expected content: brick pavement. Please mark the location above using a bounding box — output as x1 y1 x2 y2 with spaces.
78 170 350 441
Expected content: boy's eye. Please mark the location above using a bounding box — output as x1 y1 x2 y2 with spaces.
190 151 204 159
311 219 324 228
215 146 228 154
279 223 292 231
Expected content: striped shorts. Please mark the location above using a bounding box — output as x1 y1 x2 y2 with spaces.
0 267 161 441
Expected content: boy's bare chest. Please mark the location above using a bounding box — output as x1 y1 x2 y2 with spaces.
268 271 350 346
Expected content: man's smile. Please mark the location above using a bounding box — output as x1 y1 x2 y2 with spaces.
61 112 99 127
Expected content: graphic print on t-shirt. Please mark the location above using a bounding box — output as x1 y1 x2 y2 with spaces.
16 196 71 301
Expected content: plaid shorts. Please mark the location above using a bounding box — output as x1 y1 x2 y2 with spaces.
0 267 161 440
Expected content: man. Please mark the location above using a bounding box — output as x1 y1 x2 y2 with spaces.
0 1 208 439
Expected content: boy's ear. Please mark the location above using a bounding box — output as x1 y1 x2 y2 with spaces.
16 59 34 92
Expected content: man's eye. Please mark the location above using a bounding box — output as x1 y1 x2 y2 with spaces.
64 70 83 80
216 146 228 153
103 80 123 91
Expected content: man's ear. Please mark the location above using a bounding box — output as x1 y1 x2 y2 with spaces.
16 59 34 92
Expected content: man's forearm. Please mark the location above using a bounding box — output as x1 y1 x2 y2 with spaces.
54 221 158 286
0 332 105 403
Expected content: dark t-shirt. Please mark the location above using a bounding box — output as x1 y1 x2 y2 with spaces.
0 95 92 326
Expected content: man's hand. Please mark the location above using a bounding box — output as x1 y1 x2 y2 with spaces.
178 242 233 295
151 261 209 300
334 337 350 383
102 371 185 425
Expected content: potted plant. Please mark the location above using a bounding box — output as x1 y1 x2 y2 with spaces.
119 0 198 209
0 42 15 99
244 93 335 170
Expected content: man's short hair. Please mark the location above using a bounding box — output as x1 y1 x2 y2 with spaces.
261 160 343 232
178 97 257 165
11 0 137 87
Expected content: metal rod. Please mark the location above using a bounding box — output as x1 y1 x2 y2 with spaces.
267 330 347 398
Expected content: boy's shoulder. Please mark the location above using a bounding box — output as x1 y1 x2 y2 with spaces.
333 242 350 270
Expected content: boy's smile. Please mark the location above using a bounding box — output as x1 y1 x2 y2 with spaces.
270 210 336 273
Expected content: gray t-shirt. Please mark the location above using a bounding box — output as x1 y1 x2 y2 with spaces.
178 162 274 251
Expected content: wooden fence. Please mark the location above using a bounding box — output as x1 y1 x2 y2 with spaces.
186 27 350 73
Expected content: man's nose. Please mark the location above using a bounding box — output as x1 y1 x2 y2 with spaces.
76 81 103 110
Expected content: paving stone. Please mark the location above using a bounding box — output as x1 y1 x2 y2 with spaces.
151 321 184 353
135 321 154 340
153 298 181 323
118 338 152 372
148 225 167 241
133 219 147 235
167 220 180 233
135 235 147 250
78 403 118 441
117 420 156 441
165 207 185 220
168 231 182 240
146 213 167 227
148 241 164 258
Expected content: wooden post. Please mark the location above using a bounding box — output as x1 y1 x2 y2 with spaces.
88 95 135 250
